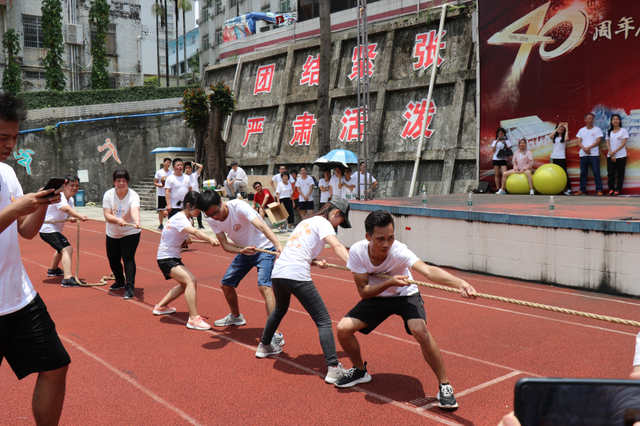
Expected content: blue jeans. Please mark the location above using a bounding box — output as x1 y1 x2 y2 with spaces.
260 278 339 367
579 156 602 192
221 247 275 288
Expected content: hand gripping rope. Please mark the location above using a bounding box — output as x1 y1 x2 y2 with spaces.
44 218 640 328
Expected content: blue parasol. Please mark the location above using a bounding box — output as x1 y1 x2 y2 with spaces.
313 149 359 168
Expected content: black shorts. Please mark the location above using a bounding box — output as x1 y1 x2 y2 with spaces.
298 201 314 211
39 232 71 253
157 195 167 210
167 208 182 219
493 160 507 167
293 198 299 209
157 258 184 280
345 293 427 335
0 294 71 380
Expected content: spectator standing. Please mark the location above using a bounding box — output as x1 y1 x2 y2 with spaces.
276 172 295 232
329 166 344 201
357 162 378 199
318 168 332 208
164 158 192 218
342 167 357 199
491 128 511 193
575 113 604 195
184 161 204 229
549 124 572 195
605 114 629 196
295 166 315 219
154 158 172 230
271 165 287 192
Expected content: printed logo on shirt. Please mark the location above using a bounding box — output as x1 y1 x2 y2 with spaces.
234 224 241 232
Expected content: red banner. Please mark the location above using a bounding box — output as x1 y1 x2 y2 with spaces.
479 0 640 194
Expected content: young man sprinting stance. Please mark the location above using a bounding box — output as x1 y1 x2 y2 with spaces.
335 210 476 409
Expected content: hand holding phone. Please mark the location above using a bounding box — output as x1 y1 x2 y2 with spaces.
41 177 66 198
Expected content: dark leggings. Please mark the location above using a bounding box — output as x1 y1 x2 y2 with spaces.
261 278 338 367
106 233 140 286
607 157 627 191
550 158 570 190
281 198 295 225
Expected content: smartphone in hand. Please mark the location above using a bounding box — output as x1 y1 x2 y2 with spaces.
42 177 66 196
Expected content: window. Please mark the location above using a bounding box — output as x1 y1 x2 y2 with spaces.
188 36 196 46
201 7 209 22
280 0 291 12
167 15 173 24
109 75 117 90
202 35 210 50
215 29 222 45
261 5 270 13
25 71 46 79
215 0 224 14
160 56 166 64
229 0 237 7
160 66 166 74
159 39 166 49
23 15 44 48
170 44 175 54
91 24 117 56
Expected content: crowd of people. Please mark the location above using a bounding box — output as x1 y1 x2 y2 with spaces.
491 113 629 196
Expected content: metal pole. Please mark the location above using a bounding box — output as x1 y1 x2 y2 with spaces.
356 0 371 200
407 2 448 197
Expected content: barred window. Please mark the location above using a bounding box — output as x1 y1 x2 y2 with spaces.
215 29 222 45
215 0 224 14
25 71 46 79
201 7 209 23
229 0 237 7
23 15 44 48
202 35 209 50
91 24 117 56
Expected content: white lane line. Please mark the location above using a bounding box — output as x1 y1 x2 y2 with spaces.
59 335 205 426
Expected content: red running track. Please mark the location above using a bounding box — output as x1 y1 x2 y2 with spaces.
2 220 638 425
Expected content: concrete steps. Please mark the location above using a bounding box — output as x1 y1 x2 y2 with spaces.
130 174 157 211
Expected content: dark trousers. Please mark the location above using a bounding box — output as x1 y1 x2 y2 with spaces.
607 157 627 191
579 156 603 192
196 211 203 228
281 198 295 225
106 233 140 286
261 278 338 367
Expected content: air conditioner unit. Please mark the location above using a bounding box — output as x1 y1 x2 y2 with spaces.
66 24 83 45
196 18 200 25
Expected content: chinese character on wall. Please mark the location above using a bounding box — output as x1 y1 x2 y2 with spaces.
401 99 437 140
300 55 320 87
413 30 446 71
242 117 266 147
254 64 276 95
289 112 317 146
339 107 367 142
348 43 378 81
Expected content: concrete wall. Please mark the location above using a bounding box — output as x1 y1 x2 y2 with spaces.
204 6 477 197
8 99 191 203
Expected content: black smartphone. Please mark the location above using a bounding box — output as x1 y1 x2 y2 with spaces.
42 177 66 193
514 377 640 426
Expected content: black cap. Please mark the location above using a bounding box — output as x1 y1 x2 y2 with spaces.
328 197 351 229
230 161 238 166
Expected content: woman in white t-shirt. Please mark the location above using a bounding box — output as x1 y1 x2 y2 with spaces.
153 191 220 331
548 124 572 195
318 167 332 208
102 170 142 299
275 171 295 231
605 114 629 196
256 198 351 384
490 127 512 192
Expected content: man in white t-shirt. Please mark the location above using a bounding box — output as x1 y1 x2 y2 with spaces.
271 165 287 191
154 158 172 230
164 158 192 219
342 167 357 200
295 166 315 219
357 162 378 199
184 161 204 229
575 113 604 195
335 210 476 409
224 161 248 199
329 166 343 201
0 92 70 426
38 174 89 288
197 190 285 345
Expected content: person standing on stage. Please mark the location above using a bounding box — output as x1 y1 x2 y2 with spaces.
153 191 220 330
335 210 476 410
0 90 70 426
154 158 172 230
256 198 351 385
296 166 315 219
197 190 285 346
575 113 604 196
357 162 378 199
549 124 572 195
318 168 332 208
164 158 192 219
102 169 142 299
605 114 629 196
184 161 204 229
39 175 88 288
275 172 295 232
492 128 512 195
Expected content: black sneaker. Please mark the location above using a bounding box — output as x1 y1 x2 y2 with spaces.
437 383 458 409
157 224 164 231
61 278 84 288
47 268 64 277
334 362 372 388
109 281 125 291
123 285 135 299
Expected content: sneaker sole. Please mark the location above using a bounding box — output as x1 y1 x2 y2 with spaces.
61 284 81 288
153 309 176 315
438 402 459 409
47 273 63 277
110 286 126 291
335 373 372 388
255 349 282 358
214 320 247 327
186 323 211 330
325 375 342 384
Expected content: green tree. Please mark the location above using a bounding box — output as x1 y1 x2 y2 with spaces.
178 0 192 86
151 1 164 86
188 54 199 83
41 0 67 91
89 0 111 90
207 82 236 184
1 30 22 95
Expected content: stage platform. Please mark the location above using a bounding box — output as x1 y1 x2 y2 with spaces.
339 194 640 297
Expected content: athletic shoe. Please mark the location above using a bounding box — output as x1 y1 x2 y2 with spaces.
186 315 212 330
564 189 572 195
255 342 283 358
437 383 459 409
496 189 506 195
109 281 125 291
61 278 84 287
271 332 285 347
574 190 585 195
153 304 176 315
613 191 619 196
214 313 246 327
325 363 346 384
47 268 64 277
157 224 163 231
529 190 535 195
597 191 604 196
123 285 134 299
335 362 372 388
607 190 615 196
198 226 206 230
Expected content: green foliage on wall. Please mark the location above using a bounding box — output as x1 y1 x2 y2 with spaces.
89 0 111 90
1 30 22 95
41 0 67 91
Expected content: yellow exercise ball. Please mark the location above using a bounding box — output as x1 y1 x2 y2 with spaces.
505 173 531 194
532 163 567 195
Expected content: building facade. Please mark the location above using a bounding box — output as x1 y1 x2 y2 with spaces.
168 27 199 78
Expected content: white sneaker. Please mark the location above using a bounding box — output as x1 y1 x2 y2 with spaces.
564 189 572 195
214 313 246 327
325 363 346 384
496 189 506 195
255 342 283 358
271 332 285 347
529 190 535 195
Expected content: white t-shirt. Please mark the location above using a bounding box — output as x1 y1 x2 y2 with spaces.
491 139 512 160
189 171 200 193
634 332 640 367
206 200 271 250
328 176 342 199
550 136 567 160
296 176 314 201
227 167 248 184
157 211 191 259
272 173 283 187
0 163 37 316
342 176 356 198
155 168 173 197
319 178 331 203
102 188 142 239
357 172 377 196
39 196 74 234
165 174 191 208
276 181 292 199
576 126 604 157
606 128 629 158
272 216 336 281
347 239 420 297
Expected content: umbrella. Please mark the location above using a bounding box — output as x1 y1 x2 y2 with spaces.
313 149 358 168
